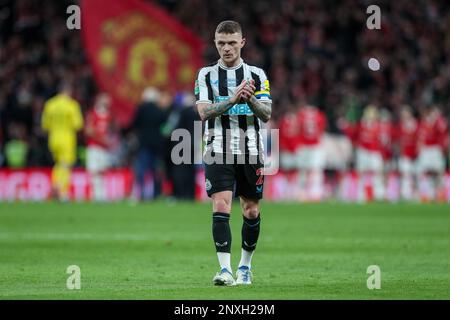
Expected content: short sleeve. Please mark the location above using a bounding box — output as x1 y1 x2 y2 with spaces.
254 69 272 103
195 68 212 104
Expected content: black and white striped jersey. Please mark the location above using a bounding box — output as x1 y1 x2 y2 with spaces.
195 58 272 156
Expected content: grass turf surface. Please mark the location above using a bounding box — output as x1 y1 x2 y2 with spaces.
0 201 449 299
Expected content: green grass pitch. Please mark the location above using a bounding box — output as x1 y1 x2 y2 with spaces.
0 201 449 299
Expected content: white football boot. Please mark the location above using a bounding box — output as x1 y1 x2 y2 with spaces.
213 268 236 286
235 266 253 285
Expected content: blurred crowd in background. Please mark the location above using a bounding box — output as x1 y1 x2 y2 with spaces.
0 0 449 201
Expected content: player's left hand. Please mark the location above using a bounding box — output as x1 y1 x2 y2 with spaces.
241 79 255 101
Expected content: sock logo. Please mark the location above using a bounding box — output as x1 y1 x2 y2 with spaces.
244 241 256 248
215 241 228 247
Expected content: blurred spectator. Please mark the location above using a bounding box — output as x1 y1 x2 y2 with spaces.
341 105 385 201
278 105 301 172
41 83 84 201
379 109 395 171
4 122 28 168
164 92 201 200
396 105 419 200
416 105 448 201
129 87 169 201
296 104 327 201
85 92 113 201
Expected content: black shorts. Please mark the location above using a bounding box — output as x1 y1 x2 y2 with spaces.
204 154 265 199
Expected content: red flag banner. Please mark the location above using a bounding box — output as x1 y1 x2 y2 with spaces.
81 0 203 126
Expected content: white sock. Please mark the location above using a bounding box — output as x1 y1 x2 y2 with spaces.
93 174 104 201
373 173 384 200
238 249 254 269
217 252 232 272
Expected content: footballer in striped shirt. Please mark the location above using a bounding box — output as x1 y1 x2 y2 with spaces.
195 20 272 286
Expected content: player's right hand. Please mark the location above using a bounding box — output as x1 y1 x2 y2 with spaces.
241 79 256 101
229 80 248 105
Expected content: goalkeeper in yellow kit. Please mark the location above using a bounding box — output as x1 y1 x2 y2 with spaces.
41 84 84 201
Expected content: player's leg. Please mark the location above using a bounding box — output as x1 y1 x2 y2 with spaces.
431 147 446 201
417 147 440 201
50 140 73 201
416 150 431 201
133 149 150 201
58 142 76 201
309 146 325 201
51 161 64 199
373 152 385 201
205 160 235 286
399 157 413 200
211 190 233 267
355 148 367 202
210 190 234 285
236 196 260 285
49 142 61 199
296 148 308 200
87 146 108 201
234 158 264 285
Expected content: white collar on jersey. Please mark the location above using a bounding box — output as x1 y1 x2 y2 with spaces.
218 57 244 70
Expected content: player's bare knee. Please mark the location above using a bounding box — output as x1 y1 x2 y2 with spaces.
241 199 259 219
244 206 259 219
213 197 231 213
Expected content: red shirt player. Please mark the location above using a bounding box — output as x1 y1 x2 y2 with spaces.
278 109 302 171
279 110 301 153
297 105 326 147
395 105 419 200
396 106 419 161
341 106 382 154
418 106 448 152
416 105 448 174
416 105 448 202
85 93 113 175
86 95 112 150
295 104 327 201
378 109 395 162
340 105 385 201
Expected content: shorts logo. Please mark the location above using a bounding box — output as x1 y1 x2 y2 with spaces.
256 185 263 193
205 179 212 191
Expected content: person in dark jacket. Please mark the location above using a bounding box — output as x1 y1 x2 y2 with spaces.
164 92 200 200
130 87 169 201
